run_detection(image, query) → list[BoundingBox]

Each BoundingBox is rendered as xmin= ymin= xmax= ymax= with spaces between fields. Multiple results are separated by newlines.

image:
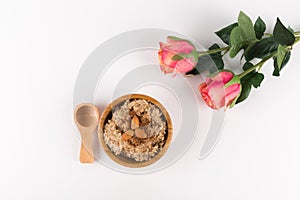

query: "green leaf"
xmin=244 ymin=37 xmax=279 ymax=61
xmin=230 ymin=94 xmax=241 ymax=108
xmin=273 ymin=51 xmax=291 ymax=76
xmin=185 ymin=55 xmax=215 ymax=75
xmin=229 ymin=27 xmax=247 ymax=58
xmin=251 ymin=73 xmax=264 ymax=88
xmin=236 ymin=67 xmax=264 ymax=104
xmin=208 ymin=43 xmax=224 ymax=70
xmin=254 ymin=17 xmax=266 ymax=39
xmin=276 ymin=45 xmax=288 ymax=70
xmin=242 ymin=62 xmax=256 ymax=76
xmin=185 ymin=44 xmax=224 ymax=75
xmin=225 ymin=75 xmax=241 ymax=88
xmin=237 ymin=11 xmax=257 ymax=39
xmin=167 ymin=36 xmax=196 ymax=48
xmin=236 ymin=82 xmax=251 ymax=104
xmin=229 ymin=11 xmax=257 ymax=58
xmin=243 ymin=62 xmax=254 ymax=71
xmin=242 ymin=72 xmax=265 ymax=88
xmin=188 ymin=51 xmax=199 ymax=60
xmin=243 ymin=41 xmax=256 ymax=60
xmin=215 ymin=23 xmax=238 ymax=45
xmin=273 ymin=18 xmax=295 ymax=45
xmin=172 ymin=51 xmax=199 ymax=61
xmin=173 ymin=51 xmax=199 ymax=75
xmin=171 ymin=54 xmax=183 ymax=60
xmin=185 ymin=67 xmax=200 ymax=76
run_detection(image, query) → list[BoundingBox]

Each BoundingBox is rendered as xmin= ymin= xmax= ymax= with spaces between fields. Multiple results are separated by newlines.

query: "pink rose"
xmin=199 ymin=70 xmax=242 ymax=109
xmin=158 ymin=36 xmax=198 ymax=74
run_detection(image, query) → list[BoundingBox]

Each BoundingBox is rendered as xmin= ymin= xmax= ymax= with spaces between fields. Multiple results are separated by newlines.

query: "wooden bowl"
xmin=98 ymin=94 xmax=173 ymax=168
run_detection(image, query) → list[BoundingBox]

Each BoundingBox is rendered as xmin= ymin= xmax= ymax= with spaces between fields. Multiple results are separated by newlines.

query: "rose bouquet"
xmin=158 ymin=11 xmax=299 ymax=110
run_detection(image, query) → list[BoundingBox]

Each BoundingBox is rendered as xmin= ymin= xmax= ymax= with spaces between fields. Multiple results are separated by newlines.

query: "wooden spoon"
xmin=74 ymin=103 xmax=100 ymax=163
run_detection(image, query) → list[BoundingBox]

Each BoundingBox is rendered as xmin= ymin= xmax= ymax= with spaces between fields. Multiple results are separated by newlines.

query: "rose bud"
xmin=158 ymin=36 xmax=198 ymax=74
xmin=199 ymin=70 xmax=242 ymax=109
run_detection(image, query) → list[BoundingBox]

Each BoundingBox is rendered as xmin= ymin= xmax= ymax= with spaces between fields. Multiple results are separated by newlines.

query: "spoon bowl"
xmin=74 ymin=103 xmax=100 ymax=163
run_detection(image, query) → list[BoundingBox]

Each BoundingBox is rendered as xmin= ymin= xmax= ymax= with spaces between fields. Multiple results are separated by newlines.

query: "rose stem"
xmin=198 ymin=46 xmax=230 ymax=56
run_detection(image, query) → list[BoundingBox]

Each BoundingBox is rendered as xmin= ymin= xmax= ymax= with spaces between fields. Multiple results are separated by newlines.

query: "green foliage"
xmin=276 ymin=45 xmax=289 ymax=69
xmin=236 ymin=62 xmax=265 ymax=104
xmin=168 ymin=36 xmax=196 ymax=47
xmin=236 ymin=82 xmax=251 ymax=104
xmin=208 ymin=43 xmax=224 ymax=73
xmin=171 ymin=54 xmax=183 ymax=60
xmin=229 ymin=11 xmax=257 ymax=58
xmin=215 ymin=23 xmax=238 ymax=45
xmin=250 ymin=73 xmax=265 ymax=88
xmin=185 ymin=55 xmax=215 ymax=75
xmin=225 ymin=14 xmax=295 ymax=72
xmin=186 ymin=11 xmax=297 ymax=105
xmin=273 ymin=51 xmax=291 ymax=76
xmin=254 ymin=17 xmax=266 ymax=39
xmin=244 ymin=37 xmax=279 ymax=61
xmin=185 ymin=44 xmax=224 ymax=75
xmin=171 ymin=51 xmax=199 ymax=64
xmin=273 ymin=18 xmax=295 ymax=45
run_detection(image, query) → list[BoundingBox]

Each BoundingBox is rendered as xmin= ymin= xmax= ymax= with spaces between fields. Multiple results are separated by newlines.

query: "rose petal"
xmin=174 ymin=58 xmax=196 ymax=73
xmin=211 ymin=71 xmax=233 ymax=84
xmin=158 ymin=50 xmax=177 ymax=68
xmin=224 ymin=83 xmax=241 ymax=107
xmin=199 ymin=82 xmax=216 ymax=109
xmin=199 ymin=70 xmax=241 ymax=110
xmin=160 ymin=40 xmax=195 ymax=54
xmin=208 ymin=82 xmax=226 ymax=109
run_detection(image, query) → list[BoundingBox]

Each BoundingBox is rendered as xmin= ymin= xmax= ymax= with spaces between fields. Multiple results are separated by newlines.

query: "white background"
xmin=1 ymin=0 xmax=300 ymax=199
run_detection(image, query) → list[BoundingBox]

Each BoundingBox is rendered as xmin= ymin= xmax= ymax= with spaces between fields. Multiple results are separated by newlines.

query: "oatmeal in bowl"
xmin=98 ymin=94 xmax=172 ymax=168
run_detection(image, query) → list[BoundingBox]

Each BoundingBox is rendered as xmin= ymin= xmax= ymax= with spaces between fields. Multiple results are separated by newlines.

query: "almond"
xmin=135 ymin=128 xmax=147 ymax=139
xmin=131 ymin=115 xmax=139 ymax=129
xmin=121 ymin=130 xmax=134 ymax=141
xmin=125 ymin=129 xmax=134 ymax=136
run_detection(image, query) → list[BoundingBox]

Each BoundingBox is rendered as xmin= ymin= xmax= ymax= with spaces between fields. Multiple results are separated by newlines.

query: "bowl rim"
xmin=98 ymin=93 xmax=173 ymax=168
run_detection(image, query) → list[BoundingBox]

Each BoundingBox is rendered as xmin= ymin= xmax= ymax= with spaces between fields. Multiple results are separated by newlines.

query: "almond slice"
xmin=135 ymin=128 xmax=147 ymax=139
xmin=121 ymin=130 xmax=134 ymax=141
xmin=125 ymin=129 xmax=134 ymax=136
xmin=131 ymin=115 xmax=140 ymax=129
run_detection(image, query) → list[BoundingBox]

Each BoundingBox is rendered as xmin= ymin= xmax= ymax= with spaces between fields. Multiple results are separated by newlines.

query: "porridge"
xmin=103 ymin=99 xmax=167 ymax=162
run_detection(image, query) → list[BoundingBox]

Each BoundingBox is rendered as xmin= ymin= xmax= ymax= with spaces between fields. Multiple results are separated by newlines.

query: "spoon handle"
xmin=80 ymin=136 xmax=94 ymax=163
